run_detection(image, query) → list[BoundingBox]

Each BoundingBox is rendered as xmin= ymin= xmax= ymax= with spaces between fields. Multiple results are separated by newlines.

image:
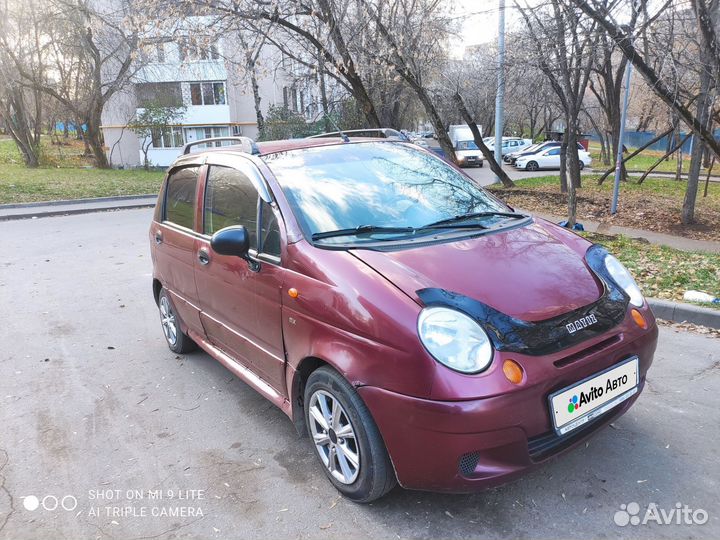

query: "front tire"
xmin=578 ymin=161 xmax=585 ymax=171
xmin=158 ymin=288 xmax=196 ymax=353
xmin=526 ymin=161 xmax=539 ymax=171
xmin=304 ymin=367 xmax=396 ymax=503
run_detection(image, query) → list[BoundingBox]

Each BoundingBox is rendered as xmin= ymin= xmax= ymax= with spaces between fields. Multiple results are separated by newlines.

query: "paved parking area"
xmin=0 ymin=208 xmax=718 ymax=539
xmin=462 ymin=162 xmax=557 ymax=186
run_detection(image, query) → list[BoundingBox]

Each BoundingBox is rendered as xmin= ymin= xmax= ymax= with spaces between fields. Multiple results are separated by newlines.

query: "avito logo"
xmin=567 ymin=374 xmax=630 ymax=414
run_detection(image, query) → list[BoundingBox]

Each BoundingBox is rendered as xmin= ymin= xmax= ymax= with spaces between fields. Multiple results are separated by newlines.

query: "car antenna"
xmin=325 ymin=113 xmax=350 ymax=143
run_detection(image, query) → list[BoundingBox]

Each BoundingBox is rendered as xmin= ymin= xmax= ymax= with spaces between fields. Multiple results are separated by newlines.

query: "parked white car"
xmin=515 ymin=147 xmax=592 ymax=171
xmin=485 ymin=137 xmax=533 ymax=156
xmin=455 ymin=140 xmax=483 ymax=167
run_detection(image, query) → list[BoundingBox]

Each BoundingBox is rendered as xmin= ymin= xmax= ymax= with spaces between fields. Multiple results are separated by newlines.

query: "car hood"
xmin=350 ymin=221 xmax=602 ymax=322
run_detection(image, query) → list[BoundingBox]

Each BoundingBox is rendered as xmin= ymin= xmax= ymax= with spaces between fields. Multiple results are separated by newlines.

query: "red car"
xmin=150 ymin=137 xmax=658 ymax=502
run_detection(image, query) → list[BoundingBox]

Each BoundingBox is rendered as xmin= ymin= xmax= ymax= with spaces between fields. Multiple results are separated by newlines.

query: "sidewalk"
xmin=0 ymin=194 xmax=156 ymax=221
xmin=530 ymin=211 xmax=720 ymax=254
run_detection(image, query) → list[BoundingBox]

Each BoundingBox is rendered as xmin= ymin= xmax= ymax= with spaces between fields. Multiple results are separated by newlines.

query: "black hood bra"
xmin=416 ymin=245 xmax=629 ymax=356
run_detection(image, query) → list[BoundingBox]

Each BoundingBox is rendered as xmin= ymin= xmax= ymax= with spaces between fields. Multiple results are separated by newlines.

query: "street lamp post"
xmin=494 ymin=0 xmax=506 ymax=182
xmin=611 ymin=57 xmax=633 ymax=215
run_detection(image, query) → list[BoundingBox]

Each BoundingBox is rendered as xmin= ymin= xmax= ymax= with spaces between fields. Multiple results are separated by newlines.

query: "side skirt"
xmin=188 ymin=328 xmax=293 ymax=419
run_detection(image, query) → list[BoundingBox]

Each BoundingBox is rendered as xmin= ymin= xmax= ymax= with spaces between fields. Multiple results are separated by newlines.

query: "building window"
xmin=150 ymin=126 xmax=184 ymax=148
xmin=189 ymin=82 xmax=226 ymax=105
xmin=136 ymin=82 xmax=183 ymax=108
xmin=193 ymin=126 xmax=229 ymax=147
xmin=156 ymin=42 xmax=165 ymax=63
xmin=177 ymin=38 xmax=221 ymax=62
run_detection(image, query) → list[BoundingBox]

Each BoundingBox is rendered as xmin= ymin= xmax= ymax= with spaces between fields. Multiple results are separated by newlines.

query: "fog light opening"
xmin=503 ymin=359 xmax=524 ymax=385
xmin=631 ymin=308 xmax=648 ymax=330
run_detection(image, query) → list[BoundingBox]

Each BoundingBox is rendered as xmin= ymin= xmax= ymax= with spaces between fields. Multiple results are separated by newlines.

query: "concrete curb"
xmin=0 ymin=195 xmax=157 ymax=221
xmin=648 ymin=298 xmax=720 ymax=329
xmin=0 ymin=202 xmax=156 ymax=221
xmin=0 ymin=193 xmax=157 ymax=210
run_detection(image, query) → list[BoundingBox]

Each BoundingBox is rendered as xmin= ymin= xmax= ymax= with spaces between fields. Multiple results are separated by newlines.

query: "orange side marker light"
xmin=631 ymin=308 xmax=647 ymax=329
xmin=503 ymin=359 xmax=524 ymax=385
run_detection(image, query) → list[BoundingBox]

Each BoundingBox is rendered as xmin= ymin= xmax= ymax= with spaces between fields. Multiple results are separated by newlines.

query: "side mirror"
xmin=210 ymin=226 xmax=250 ymax=259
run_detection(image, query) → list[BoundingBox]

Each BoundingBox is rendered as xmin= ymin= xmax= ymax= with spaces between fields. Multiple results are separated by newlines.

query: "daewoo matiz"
xmin=150 ymin=136 xmax=658 ymax=502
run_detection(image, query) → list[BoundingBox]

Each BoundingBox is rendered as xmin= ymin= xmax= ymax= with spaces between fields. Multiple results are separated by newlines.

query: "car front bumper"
xmin=358 ymin=323 xmax=658 ymax=492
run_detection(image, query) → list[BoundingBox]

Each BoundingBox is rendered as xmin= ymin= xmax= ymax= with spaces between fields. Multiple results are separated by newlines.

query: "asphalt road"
xmin=461 ymin=162 xmax=556 ymax=186
xmin=0 ymin=208 xmax=718 ymax=540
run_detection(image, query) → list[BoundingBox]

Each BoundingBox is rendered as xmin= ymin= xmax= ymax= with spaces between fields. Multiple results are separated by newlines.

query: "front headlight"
xmin=417 ymin=307 xmax=493 ymax=374
xmin=603 ymin=253 xmax=644 ymax=307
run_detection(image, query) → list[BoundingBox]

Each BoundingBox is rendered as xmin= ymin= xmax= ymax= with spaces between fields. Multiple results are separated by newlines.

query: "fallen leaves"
xmin=490 ymin=178 xmax=720 ymax=241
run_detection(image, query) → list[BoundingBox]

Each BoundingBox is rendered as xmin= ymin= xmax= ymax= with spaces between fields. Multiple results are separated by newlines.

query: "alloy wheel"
xmin=308 ymin=390 xmax=361 ymax=484
xmin=159 ymin=296 xmax=178 ymax=346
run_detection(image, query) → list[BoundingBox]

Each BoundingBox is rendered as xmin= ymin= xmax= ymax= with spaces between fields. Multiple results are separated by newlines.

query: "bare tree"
xmin=516 ymin=0 xmax=599 ymax=226
xmin=0 ymin=0 xmax=45 ymax=166
xmin=573 ymin=0 xmax=719 ymax=223
xmin=0 ymin=0 xmax=140 ymax=168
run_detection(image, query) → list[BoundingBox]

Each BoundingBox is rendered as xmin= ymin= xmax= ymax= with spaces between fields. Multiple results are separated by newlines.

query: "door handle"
xmin=198 ymin=248 xmax=210 ymax=265
xmin=154 ymin=231 xmax=163 ymax=244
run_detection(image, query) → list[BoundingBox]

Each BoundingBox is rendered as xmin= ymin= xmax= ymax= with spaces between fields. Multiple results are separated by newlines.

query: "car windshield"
xmin=263 ymin=142 xmax=510 ymax=245
xmin=457 ymin=140 xmax=479 ymax=150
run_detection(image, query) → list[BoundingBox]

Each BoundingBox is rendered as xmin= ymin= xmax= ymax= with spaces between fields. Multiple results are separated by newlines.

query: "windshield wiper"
xmin=422 ymin=211 xmax=525 ymax=229
xmin=311 ymin=225 xmax=416 ymax=241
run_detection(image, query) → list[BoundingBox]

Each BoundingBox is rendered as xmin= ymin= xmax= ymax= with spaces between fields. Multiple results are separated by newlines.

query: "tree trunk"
xmin=683 ymin=55 xmax=713 ymax=224
xmin=318 ymin=57 xmax=331 ymax=132
xmin=454 ymin=93 xmax=515 ymax=187
xmin=566 ymin=126 xmax=581 ymax=226
xmin=559 ymin=129 xmax=568 ymax=194
xmin=638 ymin=132 xmax=691 ymax=184
xmin=596 ymin=126 xmax=674 ymax=184
xmin=248 ymin=61 xmax=265 ymax=136
xmin=0 ymin=91 xmax=41 ymax=167
xmin=85 ymin=111 xmax=110 ymax=168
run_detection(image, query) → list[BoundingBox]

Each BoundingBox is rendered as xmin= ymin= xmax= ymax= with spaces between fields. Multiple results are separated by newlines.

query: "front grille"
xmin=458 ymin=451 xmax=481 ymax=477
xmin=554 ymin=334 xmax=621 ymax=368
xmin=527 ymin=409 xmax=612 ymax=461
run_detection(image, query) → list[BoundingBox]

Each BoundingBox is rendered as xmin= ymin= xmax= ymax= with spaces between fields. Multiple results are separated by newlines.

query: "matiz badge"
xmin=565 ymin=313 xmax=598 ymax=334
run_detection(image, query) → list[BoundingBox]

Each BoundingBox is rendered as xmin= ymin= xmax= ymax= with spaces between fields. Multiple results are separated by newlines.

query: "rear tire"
xmin=158 ymin=288 xmax=196 ymax=354
xmin=526 ymin=161 xmax=539 ymax=171
xmin=578 ymin=161 xmax=585 ymax=171
xmin=304 ymin=366 xmax=396 ymax=503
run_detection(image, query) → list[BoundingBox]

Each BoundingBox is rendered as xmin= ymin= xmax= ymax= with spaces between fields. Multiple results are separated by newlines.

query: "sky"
xmin=453 ymin=0 xmax=524 ymax=56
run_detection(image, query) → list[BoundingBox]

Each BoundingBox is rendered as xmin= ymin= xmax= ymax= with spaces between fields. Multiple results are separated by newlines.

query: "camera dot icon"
xmin=23 ymin=495 xmax=39 ymax=511
xmin=614 ymin=502 xmax=641 ymax=526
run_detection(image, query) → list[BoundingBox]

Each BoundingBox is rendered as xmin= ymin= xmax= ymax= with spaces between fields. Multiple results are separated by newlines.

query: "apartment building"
xmin=102 ymin=22 xmax=320 ymax=168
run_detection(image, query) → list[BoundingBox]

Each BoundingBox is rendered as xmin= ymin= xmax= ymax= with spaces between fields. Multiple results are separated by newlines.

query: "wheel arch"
xmin=290 ymin=356 xmax=330 ymax=436
xmin=153 ymin=278 xmax=162 ymax=306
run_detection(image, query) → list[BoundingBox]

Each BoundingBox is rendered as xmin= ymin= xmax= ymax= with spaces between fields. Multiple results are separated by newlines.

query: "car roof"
xmin=171 ymin=137 xmax=395 ymax=166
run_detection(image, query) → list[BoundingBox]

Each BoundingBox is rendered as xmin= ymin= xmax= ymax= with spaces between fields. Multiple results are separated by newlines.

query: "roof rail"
xmin=183 ymin=137 xmax=259 ymax=155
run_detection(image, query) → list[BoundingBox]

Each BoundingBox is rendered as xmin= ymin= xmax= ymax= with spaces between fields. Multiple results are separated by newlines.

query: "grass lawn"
xmin=489 ymin=175 xmax=720 ymax=241
xmin=587 ymin=142 xmax=711 ymax=175
xmin=583 ymin=232 xmax=719 ymax=310
xmin=0 ymin=137 xmax=164 ymax=204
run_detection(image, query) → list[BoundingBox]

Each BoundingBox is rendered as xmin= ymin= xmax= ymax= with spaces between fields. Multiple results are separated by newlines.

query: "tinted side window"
xmin=259 ymin=201 xmax=281 ymax=257
xmin=204 ymin=166 xmax=258 ymax=249
xmin=547 ymin=148 xmax=561 ymax=156
xmin=165 ymin=167 xmax=199 ymax=229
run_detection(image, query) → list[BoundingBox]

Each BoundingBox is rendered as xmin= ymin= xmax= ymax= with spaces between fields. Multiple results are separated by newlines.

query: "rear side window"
xmin=204 ymin=166 xmax=258 ymax=249
xmin=165 ymin=166 xmax=200 ymax=229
